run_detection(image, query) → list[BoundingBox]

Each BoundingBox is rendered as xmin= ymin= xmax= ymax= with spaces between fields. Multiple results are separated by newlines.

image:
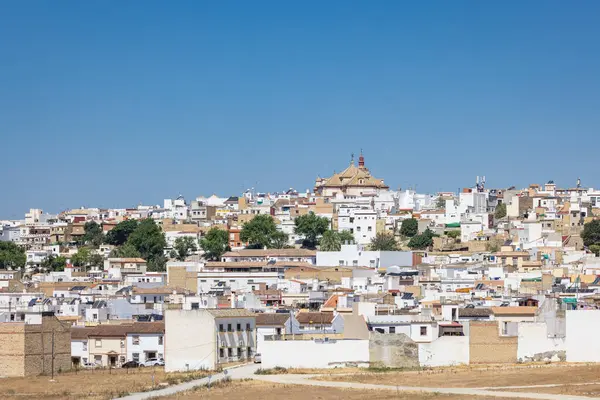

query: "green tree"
xmin=170 ymin=236 xmax=198 ymax=261
xmin=200 ymin=228 xmax=230 ymax=261
xmin=400 ymin=218 xmax=418 ymax=237
xmin=0 ymin=242 xmax=26 ymax=269
xmin=71 ymin=247 xmax=91 ymax=267
xmin=370 ymin=232 xmax=399 ymax=251
xmin=110 ymin=243 xmax=141 ymax=258
xmin=148 ymin=254 xmax=167 ymax=272
xmin=270 ymin=231 xmax=289 ymax=249
xmin=320 ymin=230 xmax=342 ymax=251
xmin=82 ymin=221 xmax=103 ymax=247
xmin=104 ymin=219 xmax=139 ymax=246
xmin=589 ymin=244 xmax=600 ymax=256
xmin=88 ymin=253 xmax=104 ymax=268
xmin=338 ymin=230 xmax=355 ymax=244
xmin=240 ymin=215 xmax=279 ymax=249
xmin=320 ymin=230 xmax=355 ymax=251
xmin=436 ymin=197 xmax=446 ymax=209
xmin=494 ymin=203 xmax=507 ymax=219
xmin=408 ymin=228 xmax=436 ymax=250
xmin=126 ymin=219 xmax=167 ymax=265
xmin=41 ymin=254 xmax=67 ymax=272
xmin=446 ymin=230 xmax=461 ymax=239
xmin=582 ymin=220 xmax=600 ymax=247
xmin=294 ymin=213 xmax=330 ymax=248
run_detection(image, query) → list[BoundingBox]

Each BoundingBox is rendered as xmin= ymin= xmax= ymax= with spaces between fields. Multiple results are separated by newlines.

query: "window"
xmin=389 ymin=327 xmax=396 ymax=334
xmin=219 ymin=324 xmax=224 ymax=332
xmin=120 ymin=339 xmax=125 ymax=348
xmin=191 ymin=302 xmax=199 ymax=310
xmin=133 ymin=353 xmax=140 ymax=362
xmin=143 ymin=297 xmax=147 ymax=303
xmin=132 ymin=335 xmax=140 ymax=345
xmin=158 ymin=336 xmax=163 ymax=345
xmin=158 ymin=353 xmax=163 ymax=359
xmin=236 ymin=323 xmax=241 ymax=331
xmin=338 ymin=260 xmax=344 ymax=266
xmin=238 ymin=347 xmax=243 ymax=358
xmin=219 ymin=348 xmax=225 ymax=358
xmin=420 ymin=326 xmax=427 ymax=336
xmin=502 ymin=322 xmax=508 ymax=335
xmin=228 ymin=348 xmax=233 ymax=357
xmin=352 ymin=260 xmax=358 ymax=266
xmin=82 ymin=341 xmax=87 ymax=351
xmin=93 ymin=313 xmax=98 ymax=320
xmin=368 ymin=226 xmax=372 ymax=232
xmin=246 ymin=323 xmax=251 ymax=331
xmin=96 ymin=339 xmax=102 ymax=347
xmin=247 ymin=347 xmax=253 ymax=357
xmin=227 ymin=324 xmax=232 ymax=332
xmin=357 ymin=226 xmax=361 ymax=232
xmin=120 ymin=356 xmax=126 ymax=363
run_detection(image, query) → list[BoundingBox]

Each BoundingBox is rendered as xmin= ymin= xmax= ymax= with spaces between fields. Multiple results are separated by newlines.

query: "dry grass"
xmin=0 ymin=367 xmax=211 ymax=400
xmin=501 ymin=383 xmax=600 ymax=397
xmin=318 ymin=363 xmax=600 ymax=388
xmin=155 ymin=380 xmax=513 ymax=400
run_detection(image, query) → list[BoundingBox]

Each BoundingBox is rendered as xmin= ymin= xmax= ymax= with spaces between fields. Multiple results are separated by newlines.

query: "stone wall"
xmin=469 ymin=321 xmax=517 ymax=364
xmin=24 ymin=315 xmax=71 ymax=376
xmin=369 ymin=332 xmax=419 ymax=368
xmin=0 ymin=323 xmax=26 ymax=376
xmin=0 ymin=315 xmax=72 ymax=377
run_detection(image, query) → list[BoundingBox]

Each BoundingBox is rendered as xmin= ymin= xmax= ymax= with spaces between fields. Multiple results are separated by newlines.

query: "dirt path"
xmin=253 ymin=373 xmax=599 ymax=400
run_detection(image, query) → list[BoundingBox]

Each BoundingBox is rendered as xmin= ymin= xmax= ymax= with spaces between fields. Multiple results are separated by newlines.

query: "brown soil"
xmin=502 ymin=383 xmax=600 ymax=397
xmin=318 ymin=363 xmax=600 ymax=388
xmin=156 ymin=380 xmax=514 ymax=399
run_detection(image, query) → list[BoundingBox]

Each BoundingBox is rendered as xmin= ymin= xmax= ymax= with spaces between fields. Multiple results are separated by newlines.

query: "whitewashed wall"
xmin=418 ymin=336 xmax=469 ymax=367
xmin=517 ymin=322 xmax=565 ymax=361
xmin=566 ymin=310 xmax=600 ymax=362
xmin=261 ymin=339 xmax=369 ymax=369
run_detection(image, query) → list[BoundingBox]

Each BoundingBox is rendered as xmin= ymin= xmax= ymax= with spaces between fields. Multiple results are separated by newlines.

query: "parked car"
xmin=81 ymin=362 xmax=97 ymax=369
xmin=122 ymin=361 xmax=141 ymax=368
xmin=254 ymin=353 xmax=262 ymax=363
xmin=143 ymin=358 xmax=165 ymax=367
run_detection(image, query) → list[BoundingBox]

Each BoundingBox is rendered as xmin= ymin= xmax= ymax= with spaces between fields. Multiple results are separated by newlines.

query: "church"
xmin=314 ymin=153 xmax=389 ymax=197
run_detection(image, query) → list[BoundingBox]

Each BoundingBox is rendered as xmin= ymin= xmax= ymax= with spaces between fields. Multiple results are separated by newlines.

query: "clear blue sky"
xmin=2 ymin=1 xmax=600 ymax=218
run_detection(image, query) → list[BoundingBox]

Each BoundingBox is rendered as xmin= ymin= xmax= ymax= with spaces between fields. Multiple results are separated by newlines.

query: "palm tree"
xmin=320 ymin=230 xmax=342 ymax=251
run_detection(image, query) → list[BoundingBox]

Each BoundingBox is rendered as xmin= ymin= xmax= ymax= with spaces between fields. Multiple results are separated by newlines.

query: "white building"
xmin=165 ymin=308 xmax=256 ymax=372
xmin=126 ymin=326 xmax=165 ymax=364
xmin=316 ymin=244 xmax=414 ymax=269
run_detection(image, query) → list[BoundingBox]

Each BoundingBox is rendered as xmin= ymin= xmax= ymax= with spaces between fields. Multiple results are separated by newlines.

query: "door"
xmin=109 ymin=356 xmax=117 ymax=367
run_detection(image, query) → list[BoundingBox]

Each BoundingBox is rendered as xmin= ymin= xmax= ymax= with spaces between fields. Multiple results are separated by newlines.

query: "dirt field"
xmin=318 ymin=363 xmax=600 ymax=388
xmin=156 ymin=380 xmax=514 ymax=400
xmin=502 ymin=384 xmax=600 ymax=397
xmin=0 ymin=367 xmax=210 ymax=400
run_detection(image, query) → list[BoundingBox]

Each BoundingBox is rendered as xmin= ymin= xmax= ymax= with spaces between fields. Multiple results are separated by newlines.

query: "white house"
xmin=165 ymin=308 xmax=257 ymax=372
xmin=126 ymin=324 xmax=165 ymax=364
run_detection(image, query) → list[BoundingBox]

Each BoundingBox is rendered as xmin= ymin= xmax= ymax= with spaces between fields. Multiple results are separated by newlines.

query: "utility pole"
xmin=51 ymin=329 xmax=55 ymax=380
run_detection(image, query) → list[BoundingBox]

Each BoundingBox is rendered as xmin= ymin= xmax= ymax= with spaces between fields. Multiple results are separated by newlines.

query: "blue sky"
xmin=2 ymin=1 xmax=600 ymax=218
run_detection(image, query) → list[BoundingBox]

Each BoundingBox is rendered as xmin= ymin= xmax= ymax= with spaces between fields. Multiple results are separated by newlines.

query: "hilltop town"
xmin=2 ymin=154 xmax=600 ymax=399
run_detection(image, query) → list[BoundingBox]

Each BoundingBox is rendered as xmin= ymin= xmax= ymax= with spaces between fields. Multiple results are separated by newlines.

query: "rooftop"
xmin=223 ymin=249 xmax=316 ymax=257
